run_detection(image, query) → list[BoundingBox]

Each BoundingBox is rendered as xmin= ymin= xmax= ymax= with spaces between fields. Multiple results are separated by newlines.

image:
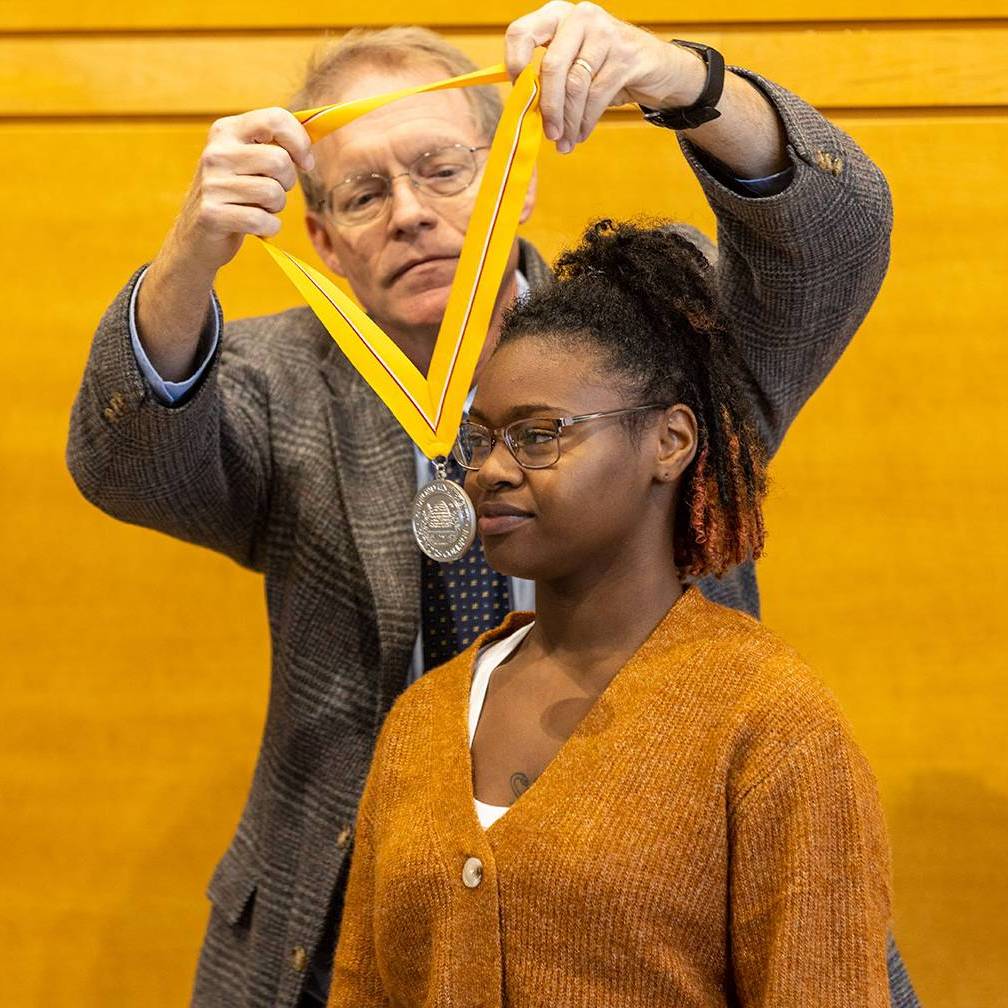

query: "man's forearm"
xmin=668 ymin=54 xmax=789 ymax=180
xmin=135 ymin=228 xmax=218 ymax=382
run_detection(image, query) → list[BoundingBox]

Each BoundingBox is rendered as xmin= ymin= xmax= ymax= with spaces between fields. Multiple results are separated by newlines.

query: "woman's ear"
xmin=656 ymin=405 xmax=698 ymax=483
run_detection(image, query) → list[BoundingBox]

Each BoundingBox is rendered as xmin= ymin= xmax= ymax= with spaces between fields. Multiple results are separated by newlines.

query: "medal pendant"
xmin=412 ymin=460 xmax=477 ymax=562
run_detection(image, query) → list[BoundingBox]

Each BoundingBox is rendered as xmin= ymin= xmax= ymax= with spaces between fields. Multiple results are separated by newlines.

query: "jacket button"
xmin=335 ymin=824 xmax=352 ymax=849
xmin=814 ymin=149 xmax=844 ymax=176
xmin=462 ymin=856 xmax=483 ymax=889
xmin=290 ymin=945 xmax=308 ymax=972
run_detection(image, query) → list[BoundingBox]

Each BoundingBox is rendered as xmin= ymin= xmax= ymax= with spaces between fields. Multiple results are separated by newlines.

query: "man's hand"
xmin=505 ymin=1 xmax=704 ymax=154
xmin=505 ymin=1 xmax=787 ymax=177
xmin=174 ymin=108 xmax=316 ymax=276
xmin=136 ymin=108 xmax=315 ymax=381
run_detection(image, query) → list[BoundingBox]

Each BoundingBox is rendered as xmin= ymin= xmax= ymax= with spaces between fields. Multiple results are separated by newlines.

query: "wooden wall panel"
xmin=1 ymin=9 xmax=1006 ymax=1008
xmin=1 ymin=3 xmax=1008 ymax=30
xmin=3 ymin=111 xmax=1007 ymax=1006
xmin=5 ymin=25 xmax=1008 ymax=116
xmin=1 ymin=2 xmax=1006 ymax=30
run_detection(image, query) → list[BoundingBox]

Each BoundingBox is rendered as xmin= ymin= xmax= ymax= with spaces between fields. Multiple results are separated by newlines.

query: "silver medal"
xmin=412 ymin=460 xmax=477 ymax=562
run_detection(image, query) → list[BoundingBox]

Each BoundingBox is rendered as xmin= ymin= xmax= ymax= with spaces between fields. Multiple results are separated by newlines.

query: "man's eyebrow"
xmin=467 ymin=403 xmax=567 ymax=424
xmin=335 ymin=138 xmax=473 ymax=179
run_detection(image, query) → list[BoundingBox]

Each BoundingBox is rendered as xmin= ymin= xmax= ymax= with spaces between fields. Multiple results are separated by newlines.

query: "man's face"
xmin=306 ymin=64 xmax=521 ymax=339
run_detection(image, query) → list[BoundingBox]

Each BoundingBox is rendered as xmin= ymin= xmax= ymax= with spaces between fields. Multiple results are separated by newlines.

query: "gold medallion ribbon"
xmin=258 ymin=51 xmax=544 ymax=459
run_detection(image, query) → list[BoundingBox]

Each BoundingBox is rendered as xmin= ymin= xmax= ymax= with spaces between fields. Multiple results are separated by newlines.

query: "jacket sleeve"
xmin=680 ymin=69 xmax=894 ymax=457
xmin=729 ymin=723 xmax=893 ymax=1007
xmin=66 ymin=266 xmax=272 ymax=571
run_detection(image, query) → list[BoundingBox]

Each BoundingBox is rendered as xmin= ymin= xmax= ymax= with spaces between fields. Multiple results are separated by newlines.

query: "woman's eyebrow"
xmin=468 ymin=403 xmax=565 ymax=424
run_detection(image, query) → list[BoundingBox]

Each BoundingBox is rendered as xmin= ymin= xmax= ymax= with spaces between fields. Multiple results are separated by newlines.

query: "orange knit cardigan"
xmin=328 ymin=587 xmax=892 ymax=1007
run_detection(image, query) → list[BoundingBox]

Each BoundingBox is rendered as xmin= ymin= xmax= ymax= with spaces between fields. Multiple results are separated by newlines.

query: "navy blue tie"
xmin=420 ymin=456 xmax=511 ymax=670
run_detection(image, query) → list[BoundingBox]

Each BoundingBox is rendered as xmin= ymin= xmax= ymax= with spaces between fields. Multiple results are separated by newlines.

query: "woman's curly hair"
xmin=498 ymin=218 xmax=768 ymax=579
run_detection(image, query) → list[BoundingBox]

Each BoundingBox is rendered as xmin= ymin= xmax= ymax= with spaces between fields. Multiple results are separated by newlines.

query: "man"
xmin=67 ymin=4 xmax=916 ymax=1006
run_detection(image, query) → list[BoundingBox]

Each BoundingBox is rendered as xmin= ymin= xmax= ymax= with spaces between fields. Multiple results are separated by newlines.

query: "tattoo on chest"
xmin=510 ymin=772 xmax=532 ymax=799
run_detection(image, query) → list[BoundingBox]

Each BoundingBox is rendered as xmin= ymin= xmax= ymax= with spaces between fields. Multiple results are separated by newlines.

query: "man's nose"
xmin=386 ymin=175 xmax=439 ymax=235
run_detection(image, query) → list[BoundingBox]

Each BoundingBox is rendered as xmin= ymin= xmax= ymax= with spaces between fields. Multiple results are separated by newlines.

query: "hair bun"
xmin=555 ymin=218 xmax=718 ymax=339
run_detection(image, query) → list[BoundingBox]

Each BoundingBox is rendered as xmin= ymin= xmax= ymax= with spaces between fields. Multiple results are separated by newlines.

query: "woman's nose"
xmin=473 ymin=437 xmax=523 ymax=491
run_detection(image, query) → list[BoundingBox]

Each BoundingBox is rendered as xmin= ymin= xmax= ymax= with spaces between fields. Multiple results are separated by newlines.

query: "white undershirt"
xmin=468 ymin=622 xmax=536 ymax=829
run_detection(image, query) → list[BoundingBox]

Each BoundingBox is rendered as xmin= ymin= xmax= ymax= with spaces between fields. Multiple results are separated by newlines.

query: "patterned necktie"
xmin=420 ymin=456 xmax=511 ymax=670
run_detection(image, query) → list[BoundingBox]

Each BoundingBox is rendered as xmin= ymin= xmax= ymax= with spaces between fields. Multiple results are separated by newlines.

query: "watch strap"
xmin=639 ymin=40 xmax=725 ymax=131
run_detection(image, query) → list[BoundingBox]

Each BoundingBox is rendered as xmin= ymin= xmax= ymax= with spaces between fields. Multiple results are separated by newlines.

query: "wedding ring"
xmin=571 ymin=57 xmax=595 ymax=78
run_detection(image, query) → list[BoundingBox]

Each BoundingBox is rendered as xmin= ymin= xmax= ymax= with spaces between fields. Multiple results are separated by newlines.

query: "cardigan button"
xmin=462 ymin=856 xmax=483 ymax=889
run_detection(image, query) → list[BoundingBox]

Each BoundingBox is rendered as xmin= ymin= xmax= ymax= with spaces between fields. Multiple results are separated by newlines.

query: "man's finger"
xmin=504 ymin=1 xmax=571 ymax=80
xmin=560 ymin=42 xmax=609 ymax=148
xmin=226 ymin=145 xmax=300 ymax=192
xmin=234 ymin=108 xmax=315 ymax=173
xmin=577 ymin=67 xmax=626 ymax=145
xmin=537 ymin=18 xmax=586 ymax=142
xmin=225 ymin=176 xmax=289 ymax=215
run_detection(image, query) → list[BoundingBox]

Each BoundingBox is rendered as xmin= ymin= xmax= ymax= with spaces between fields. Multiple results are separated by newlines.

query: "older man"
xmin=67 ymin=4 xmax=915 ymax=1007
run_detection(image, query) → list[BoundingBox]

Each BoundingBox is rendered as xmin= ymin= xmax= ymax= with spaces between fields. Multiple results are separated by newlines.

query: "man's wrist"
xmin=639 ymin=42 xmax=726 ymax=132
xmin=660 ymin=42 xmax=708 ymax=110
xmin=630 ymin=37 xmax=713 ymax=111
xmin=129 ymin=268 xmax=220 ymax=405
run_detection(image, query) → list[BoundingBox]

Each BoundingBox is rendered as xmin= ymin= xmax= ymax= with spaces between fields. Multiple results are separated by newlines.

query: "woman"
xmin=328 ymin=220 xmax=892 ymax=1007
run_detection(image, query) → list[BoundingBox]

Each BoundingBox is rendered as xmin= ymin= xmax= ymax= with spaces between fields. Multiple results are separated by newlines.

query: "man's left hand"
xmin=505 ymin=1 xmax=703 ymax=153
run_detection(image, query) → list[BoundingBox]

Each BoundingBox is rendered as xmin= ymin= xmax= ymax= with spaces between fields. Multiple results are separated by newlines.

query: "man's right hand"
xmin=136 ymin=108 xmax=315 ymax=383
xmin=176 ymin=108 xmax=316 ymax=274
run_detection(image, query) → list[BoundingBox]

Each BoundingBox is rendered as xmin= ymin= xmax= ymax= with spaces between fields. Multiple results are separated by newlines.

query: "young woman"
xmin=328 ymin=220 xmax=892 ymax=1007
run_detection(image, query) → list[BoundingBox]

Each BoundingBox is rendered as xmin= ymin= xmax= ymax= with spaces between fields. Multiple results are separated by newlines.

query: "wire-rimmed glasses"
xmin=319 ymin=144 xmax=490 ymax=226
xmin=453 ymin=404 xmax=669 ymax=471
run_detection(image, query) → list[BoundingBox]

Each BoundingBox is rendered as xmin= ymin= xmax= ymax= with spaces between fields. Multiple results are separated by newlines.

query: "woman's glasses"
xmin=453 ymin=403 xmax=669 ymax=471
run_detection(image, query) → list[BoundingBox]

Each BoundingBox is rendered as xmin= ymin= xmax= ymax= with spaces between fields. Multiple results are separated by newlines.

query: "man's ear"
xmin=305 ymin=212 xmax=348 ymax=278
xmin=656 ymin=405 xmax=698 ymax=483
xmin=519 ymin=165 xmax=538 ymax=224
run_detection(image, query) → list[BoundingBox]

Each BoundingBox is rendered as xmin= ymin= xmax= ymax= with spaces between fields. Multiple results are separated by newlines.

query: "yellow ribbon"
xmin=258 ymin=51 xmax=544 ymax=459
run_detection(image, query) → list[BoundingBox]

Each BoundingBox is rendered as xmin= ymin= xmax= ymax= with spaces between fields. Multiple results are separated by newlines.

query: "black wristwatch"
xmin=638 ymin=40 xmax=725 ymax=131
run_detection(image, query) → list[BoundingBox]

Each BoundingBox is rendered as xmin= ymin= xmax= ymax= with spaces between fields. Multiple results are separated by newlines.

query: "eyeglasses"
xmin=453 ymin=404 xmax=669 ymax=471
xmin=319 ymin=144 xmax=491 ymax=226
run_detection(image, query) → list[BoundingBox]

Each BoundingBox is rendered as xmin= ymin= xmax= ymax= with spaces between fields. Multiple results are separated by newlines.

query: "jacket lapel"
xmin=320 ymin=343 xmax=420 ymax=725
xmin=518 ymin=238 xmax=552 ymax=292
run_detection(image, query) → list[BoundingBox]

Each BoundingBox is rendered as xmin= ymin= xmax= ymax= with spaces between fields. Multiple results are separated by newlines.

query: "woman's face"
xmin=464 ymin=334 xmax=695 ymax=584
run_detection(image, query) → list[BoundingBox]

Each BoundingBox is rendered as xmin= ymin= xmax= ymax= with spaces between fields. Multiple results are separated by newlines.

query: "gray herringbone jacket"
xmin=67 ymin=70 xmax=917 ymax=1008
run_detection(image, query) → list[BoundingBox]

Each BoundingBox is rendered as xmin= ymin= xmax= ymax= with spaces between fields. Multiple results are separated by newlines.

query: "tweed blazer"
xmin=67 ymin=69 xmax=914 ymax=1008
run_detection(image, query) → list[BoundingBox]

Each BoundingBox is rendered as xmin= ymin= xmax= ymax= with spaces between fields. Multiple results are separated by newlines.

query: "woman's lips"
xmin=477 ymin=513 xmax=533 ymax=536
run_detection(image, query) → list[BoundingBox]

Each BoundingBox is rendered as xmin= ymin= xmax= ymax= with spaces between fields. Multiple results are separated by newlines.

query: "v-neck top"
xmin=468 ymin=621 xmax=535 ymax=829
xmin=329 ymin=587 xmax=892 ymax=1008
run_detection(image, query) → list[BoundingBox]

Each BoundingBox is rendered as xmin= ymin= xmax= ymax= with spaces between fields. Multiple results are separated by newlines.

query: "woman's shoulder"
xmin=701 ymin=588 xmax=842 ymax=717
xmin=689 ymin=592 xmax=868 ymax=799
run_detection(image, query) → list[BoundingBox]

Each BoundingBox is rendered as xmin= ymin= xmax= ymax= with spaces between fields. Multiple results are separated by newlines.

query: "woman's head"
xmin=461 ymin=219 xmax=767 ymax=584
